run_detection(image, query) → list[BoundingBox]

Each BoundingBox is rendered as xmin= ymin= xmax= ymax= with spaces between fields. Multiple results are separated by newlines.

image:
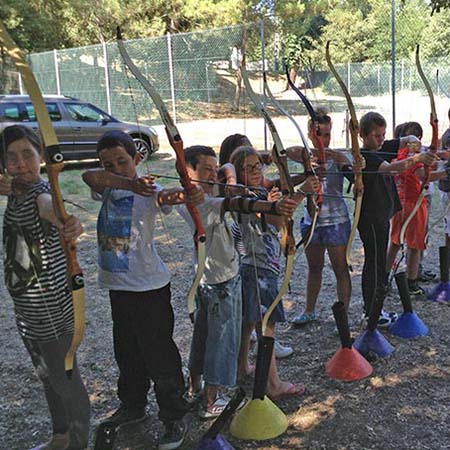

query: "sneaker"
xmin=292 ymin=311 xmax=316 ymax=326
xmin=408 ymin=283 xmax=426 ymax=297
xmin=198 ymin=395 xmax=229 ymax=419
xmin=107 ymin=405 xmax=147 ymax=427
xmin=377 ymin=310 xmax=398 ymax=328
xmin=274 ymin=340 xmax=294 ymax=359
xmin=418 ymin=269 xmax=437 ymax=283
xmin=158 ymin=418 xmax=187 ymax=450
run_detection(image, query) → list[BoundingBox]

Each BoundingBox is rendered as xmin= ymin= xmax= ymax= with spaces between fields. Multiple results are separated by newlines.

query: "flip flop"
xmin=268 ymin=383 xmax=305 ymax=401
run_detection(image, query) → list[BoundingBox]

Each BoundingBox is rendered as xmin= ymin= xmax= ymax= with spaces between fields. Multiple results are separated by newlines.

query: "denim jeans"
xmin=189 ymin=274 xmax=242 ymax=386
xmin=240 ymin=263 xmax=285 ymax=324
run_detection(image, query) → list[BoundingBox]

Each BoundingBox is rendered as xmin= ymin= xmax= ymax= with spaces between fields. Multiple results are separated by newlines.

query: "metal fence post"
xmin=260 ymin=18 xmax=267 ymax=152
xmin=18 ymin=72 xmax=23 ymax=94
xmin=167 ymin=32 xmax=177 ymax=123
xmin=102 ymin=41 xmax=112 ymax=115
xmin=53 ymin=49 xmax=61 ymax=95
xmin=401 ymin=59 xmax=404 ymax=91
xmin=347 ymin=62 xmax=351 ymax=95
xmin=391 ymin=0 xmax=396 ymax=133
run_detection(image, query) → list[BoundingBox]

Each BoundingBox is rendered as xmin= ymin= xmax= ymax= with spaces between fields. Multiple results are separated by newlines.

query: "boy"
xmin=358 ymin=112 xmax=437 ymax=326
xmin=82 ymin=130 xmax=204 ymax=450
xmin=180 ymin=145 xmax=306 ymax=415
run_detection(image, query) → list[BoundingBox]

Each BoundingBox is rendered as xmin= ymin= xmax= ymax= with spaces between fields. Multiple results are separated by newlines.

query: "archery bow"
xmin=116 ymin=27 xmax=206 ymax=319
xmin=285 ymin=64 xmax=326 ymax=205
xmin=0 ymin=22 xmax=85 ymax=375
xmin=388 ymin=45 xmax=439 ymax=283
xmin=325 ymin=41 xmax=364 ymax=271
xmin=402 ymin=45 xmax=439 ymax=248
xmin=240 ymin=57 xmax=296 ymax=334
xmin=262 ymin=70 xmax=319 ymax=250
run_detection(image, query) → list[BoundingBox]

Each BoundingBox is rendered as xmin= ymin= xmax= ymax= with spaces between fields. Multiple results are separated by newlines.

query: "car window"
xmin=0 ymin=103 xmax=22 ymax=122
xmin=25 ymin=103 xmax=62 ymax=122
xmin=65 ymin=103 xmax=104 ymax=122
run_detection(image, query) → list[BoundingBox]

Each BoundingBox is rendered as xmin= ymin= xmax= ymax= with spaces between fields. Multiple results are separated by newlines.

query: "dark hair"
xmin=308 ymin=107 xmax=332 ymax=130
xmin=185 ymin=145 xmax=216 ymax=169
xmin=398 ymin=121 xmax=423 ymax=139
xmin=0 ymin=125 xmax=42 ymax=167
xmin=219 ymin=134 xmax=252 ymax=165
xmin=394 ymin=123 xmax=405 ymax=139
xmin=229 ymin=145 xmax=262 ymax=183
xmin=359 ymin=112 xmax=386 ymax=136
xmin=97 ymin=130 xmax=136 ymax=157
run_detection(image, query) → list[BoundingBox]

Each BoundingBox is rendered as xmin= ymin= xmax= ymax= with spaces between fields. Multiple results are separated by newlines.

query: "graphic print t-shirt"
xmin=97 ymin=186 xmax=171 ymax=291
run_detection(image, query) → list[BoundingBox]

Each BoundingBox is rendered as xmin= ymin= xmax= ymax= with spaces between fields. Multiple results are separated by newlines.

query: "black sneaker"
xmin=158 ymin=419 xmax=187 ymax=450
xmin=408 ymin=283 xmax=426 ymax=297
xmin=108 ymin=405 xmax=147 ymax=427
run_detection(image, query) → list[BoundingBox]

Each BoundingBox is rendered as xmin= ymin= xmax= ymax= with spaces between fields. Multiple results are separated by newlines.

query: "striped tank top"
xmin=3 ymin=181 xmax=73 ymax=341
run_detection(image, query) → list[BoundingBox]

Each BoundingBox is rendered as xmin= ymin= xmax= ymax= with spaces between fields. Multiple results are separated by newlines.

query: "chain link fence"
xmin=2 ymin=17 xmax=450 ymax=137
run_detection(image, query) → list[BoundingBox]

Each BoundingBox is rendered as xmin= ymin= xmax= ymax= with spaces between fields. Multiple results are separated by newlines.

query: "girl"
xmin=230 ymin=145 xmax=318 ymax=400
xmin=287 ymin=110 xmax=355 ymax=325
xmin=0 ymin=125 xmax=89 ymax=450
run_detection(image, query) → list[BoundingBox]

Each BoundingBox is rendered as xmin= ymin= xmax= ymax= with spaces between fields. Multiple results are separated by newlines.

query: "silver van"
xmin=0 ymin=95 xmax=159 ymax=161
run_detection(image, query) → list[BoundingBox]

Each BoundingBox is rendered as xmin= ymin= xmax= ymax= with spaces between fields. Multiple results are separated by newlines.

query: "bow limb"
xmin=325 ymin=41 xmax=364 ymax=271
xmin=401 ymin=45 xmax=439 ymax=249
xmin=285 ymin=64 xmax=326 ymax=208
xmin=262 ymin=71 xmax=319 ymax=249
xmin=240 ymin=58 xmax=295 ymax=335
xmin=0 ymin=22 xmax=85 ymax=375
xmin=116 ymin=28 xmax=206 ymax=318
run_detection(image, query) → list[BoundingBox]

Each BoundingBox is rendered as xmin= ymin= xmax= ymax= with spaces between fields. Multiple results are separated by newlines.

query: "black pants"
xmin=110 ymin=284 xmax=188 ymax=423
xmin=358 ymin=219 xmax=390 ymax=315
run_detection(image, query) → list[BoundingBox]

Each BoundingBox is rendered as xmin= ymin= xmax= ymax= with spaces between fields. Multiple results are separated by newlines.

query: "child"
xmin=180 ymin=145 xmax=300 ymax=417
xmin=230 ymin=145 xmax=319 ymax=400
xmin=439 ymin=109 xmax=450 ymax=247
xmin=386 ymin=122 xmax=447 ymax=296
xmin=358 ymin=112 xmax=437 ymax=325
xmin=0 ymin=125 xmax=89 ymax=450
xmin=82 ymin=130 xmax=203 ymax=450
xmin=287 ymin=110 xmax=357 ymax=325
xmin=218 ymin=133 xmax=300 ymax=359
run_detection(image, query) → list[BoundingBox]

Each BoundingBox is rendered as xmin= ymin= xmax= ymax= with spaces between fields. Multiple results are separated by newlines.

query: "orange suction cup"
xmin=325 ymin=302 xmax=373 ymax=381
xmin=325 ymin=347 xmax=373 ymax=381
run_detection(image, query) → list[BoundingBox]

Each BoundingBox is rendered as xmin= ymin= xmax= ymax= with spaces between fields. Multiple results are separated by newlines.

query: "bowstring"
xmin=119 ymin=46 xmax=173 ymax=254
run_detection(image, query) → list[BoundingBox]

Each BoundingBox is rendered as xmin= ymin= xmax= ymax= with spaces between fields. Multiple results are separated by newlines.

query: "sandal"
xmin=268 ymin=383 xmax=306 ymax=401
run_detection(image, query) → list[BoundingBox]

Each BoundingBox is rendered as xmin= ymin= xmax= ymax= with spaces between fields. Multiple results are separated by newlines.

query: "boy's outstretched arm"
xmin=82 ymin=169 xmax=156 ymax=196
xmin=158 ymin=185 xmax=205 ymax=206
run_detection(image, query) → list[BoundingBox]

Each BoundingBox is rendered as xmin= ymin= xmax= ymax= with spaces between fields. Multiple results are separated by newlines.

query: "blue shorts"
xmin=188 ymin=274 xmax=242 ymax=386
xmin=300 ymin=219 xmax=351 ymax=247
xmin=240 ymin=264 xmax=285 ymax=324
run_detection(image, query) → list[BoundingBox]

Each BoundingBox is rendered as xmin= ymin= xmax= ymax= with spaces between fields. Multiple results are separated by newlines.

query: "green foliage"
xmin=0 ymin=0 xmax=448 ymax=64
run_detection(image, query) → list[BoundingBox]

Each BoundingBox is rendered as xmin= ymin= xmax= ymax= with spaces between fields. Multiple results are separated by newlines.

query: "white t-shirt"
xmin=97 ymin=186 xmax=171 ymax=291
xmin=178 ymin=196 xmax=239 ymax=285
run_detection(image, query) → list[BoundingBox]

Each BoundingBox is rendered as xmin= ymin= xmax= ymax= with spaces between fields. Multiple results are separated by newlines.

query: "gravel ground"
xmin=1 ymin=124 xmax=450 ymax=449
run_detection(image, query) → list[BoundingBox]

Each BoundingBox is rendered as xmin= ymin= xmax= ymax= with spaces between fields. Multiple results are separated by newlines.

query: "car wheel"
xmin=132 ymin=136 xmax=152 ymax=162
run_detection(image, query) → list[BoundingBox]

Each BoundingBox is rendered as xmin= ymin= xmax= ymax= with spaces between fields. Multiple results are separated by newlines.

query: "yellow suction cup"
xmin=229 ymin=396 xmax=288 ymax=440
